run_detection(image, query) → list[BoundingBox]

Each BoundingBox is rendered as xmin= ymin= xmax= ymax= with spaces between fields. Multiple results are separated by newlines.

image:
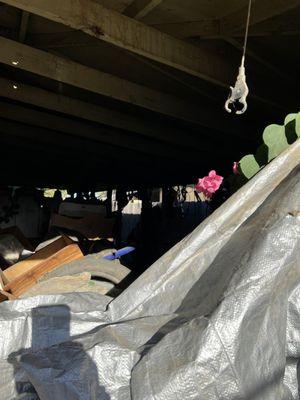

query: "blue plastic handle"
xmin=103 ymin=246 xmax=135 ymax=260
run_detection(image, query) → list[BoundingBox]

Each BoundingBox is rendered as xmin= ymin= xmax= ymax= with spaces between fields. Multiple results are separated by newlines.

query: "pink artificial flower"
xmin=233 ymin=162 xmax=239 ymax=175
xmin=195 ymin=170 xmax=223 ymax=199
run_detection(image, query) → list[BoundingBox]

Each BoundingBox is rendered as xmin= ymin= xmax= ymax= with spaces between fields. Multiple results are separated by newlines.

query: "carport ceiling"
xmin=0 ymin=0 xmax=299 ymax=188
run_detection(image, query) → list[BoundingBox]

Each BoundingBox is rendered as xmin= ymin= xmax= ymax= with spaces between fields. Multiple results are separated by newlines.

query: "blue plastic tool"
xmin=103 ymin=246 xmax=135 ymax=260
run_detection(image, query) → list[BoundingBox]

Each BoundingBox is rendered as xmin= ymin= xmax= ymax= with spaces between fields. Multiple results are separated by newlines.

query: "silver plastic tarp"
xmin=1 ymin=139 xmax=300 ymax=400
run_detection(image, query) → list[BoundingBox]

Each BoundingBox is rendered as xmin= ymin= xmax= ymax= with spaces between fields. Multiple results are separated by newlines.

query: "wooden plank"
xmin=150 ymin=0 xmax=300 ymax=38
xmin=237 ymin=10 xmax=300 ymax=37
xmin=150 ymin=20 xmax=300 ymax=39
xmin=0 ymin=2 xmax=287 ymax=110
xmin=0 ymin=36 xmax=217 ymax=123
xmin=95 ymin=0 xmax=133 ymax=13
xmin=18 ymin=10 xmax=30 ymax=42
xmin=3 ymin=235 xmax=73 ymax=282
xmin=0 ymin=0 xmax=236 ymax=86
xmin=221 ymin=0 xmax=300 ymax=35
xmin=224 ymin=38 xmax=294 ymax=85
xmin=0 ymin=49 xmax=259 ymax=142
xmin=123 ymin=0 xmax=163 ymax=20
xmin=0 ymin=78 xmax=220 ymax=151
xmin=150 ymin=20 xmax=221 ymax=39
xmin=127 ymin=51 xmax=217 ymax=102
xmin=4 ymin=243 xmax=84 ymax=297
xmin=0 ymin=43 xmax=285 ymax=122
xmin=0 ymin=78 xmax=191 ymax=147
xmin=0 ymin=101 xmax=210 ymax=161
xmin=0 ymin=120 xmax=200 ymax=179
xmin=0 ymin=115 xmax=201 ymax=170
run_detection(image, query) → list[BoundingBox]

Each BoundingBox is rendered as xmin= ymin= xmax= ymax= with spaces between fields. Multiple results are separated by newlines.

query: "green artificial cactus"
xmin=263 ymin=124 xmax=288 ymax=161
xmin=238 ymin=111 xmax=300 ymax=180
xmin=285 ymin=113 xmax=300 ymax=142
xmin=239 ymin=154 xmax=261 ymax=179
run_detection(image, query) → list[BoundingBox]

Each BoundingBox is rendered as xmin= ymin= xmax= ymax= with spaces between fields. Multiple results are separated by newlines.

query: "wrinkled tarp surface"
xmin=1 ymin=139 xmax=300 ymax=400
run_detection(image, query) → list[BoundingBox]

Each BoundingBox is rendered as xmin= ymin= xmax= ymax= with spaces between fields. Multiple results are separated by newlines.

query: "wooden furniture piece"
xmin=2 ymin=235 xmax=83 ymax=298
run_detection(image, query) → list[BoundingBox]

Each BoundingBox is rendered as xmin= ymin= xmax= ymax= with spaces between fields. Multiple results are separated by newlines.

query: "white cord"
xmin=242 ymin=0 xmax=252 ymax=64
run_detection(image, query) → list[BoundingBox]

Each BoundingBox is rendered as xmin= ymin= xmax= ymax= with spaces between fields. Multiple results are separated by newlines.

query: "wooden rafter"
xmin=239 ymin=10 xmax=300 ymax=37
xmin=0 ymin=100 xmax=207 ymax=162
xmin=0 ymin=37 xmax=264 ymax=136
xmin=150 ymin=0 xmax=300 ymax=39
xmin=2 ymin=78 xmax=246 ymax=152
xmin=222 ymin=0 xmax=300 ymax=35
xmin=123 ymin=0 xmax=163 ymax=20
xmin=0 ymin=0 xmax=237 ymax=87
xmin=150 ymin=20 xmax=220 ymax=40
xmin=0 ymin=117 xmax=165 ymax=166
xmin=0 ymin=36 xmax=210 ymax=124
xmin=18 ymin=10 xmax=29 ymax=42
xmin=224 ymin=38 xmax=295 ymax=85
xmin=0 ymin=78 xmax=209 ymax=150
xmin=0 ymin=0 xmax=290 ymax=111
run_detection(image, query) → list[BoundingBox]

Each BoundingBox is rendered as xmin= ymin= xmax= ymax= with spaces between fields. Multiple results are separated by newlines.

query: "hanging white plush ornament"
xmin=225 ymin=0 xmax=252 ymax=115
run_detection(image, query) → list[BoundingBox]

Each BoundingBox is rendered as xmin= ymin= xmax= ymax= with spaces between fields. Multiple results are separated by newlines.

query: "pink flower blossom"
xmin=233 ymin=162 xmax=239 ymax=175
xmin=196 ymin=170 xmax=223 ymax=199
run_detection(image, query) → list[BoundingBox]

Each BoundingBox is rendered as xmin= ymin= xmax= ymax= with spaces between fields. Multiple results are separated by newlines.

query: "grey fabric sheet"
xmin=0 ymin=139 xmax=300 ymax=400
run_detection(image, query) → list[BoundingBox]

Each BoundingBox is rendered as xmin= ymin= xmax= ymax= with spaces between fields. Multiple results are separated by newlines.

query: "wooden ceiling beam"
xmin=1 ymin=79 xmax=221 ymax=154
xmin=0 ymin=36 xmax=211 ymax=125
xmin=0 ymin=0 xmax=289 ymax=111
xmin=123 ymin=0 xmax=163 ymax=20
xmin=238 ymin=11 xmax=300 ymax=37
xmin=0 ymin=78 xmax=191 ymax=147
xmin=2 ymin=78 xmax=221 ymax=153
xmin=18 ymin=10 xmax=29 ymax=42
xmin=0 ymin=0 xmax=236 ymax=87
xmin=151 ymin=21 xmax=300 ymax=39
xmin=0 ymin=118 xmax=155 ymax=165
xmin=0 ymin=117 xmax=201 ymax=179
xmin=0 ymin=38 xmax=260 ymax=138
xmin=151 ymin=0 xmax=300 ymax=39
xmin=0 ymin=122 xmax=207 ymax=185
xmin=221 ymin=0 xmax=300 ymax=35
xmin=0 ymin=101 xmax=207 ymax=163
xmin=224 ymin=38 xmax=295 ymax=85
xmin=0 ymin=78 xmax=254 ymax=152
xmin=151 ymin=20 xmax=220 ymax=40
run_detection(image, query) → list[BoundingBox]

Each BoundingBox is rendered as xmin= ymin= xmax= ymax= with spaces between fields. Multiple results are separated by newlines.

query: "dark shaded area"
xmin=8 ymin=305 xmax=109 ymax=399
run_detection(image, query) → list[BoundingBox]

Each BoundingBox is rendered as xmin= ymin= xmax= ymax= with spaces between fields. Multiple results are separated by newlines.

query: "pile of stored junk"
xmin=0 ymin=230 xmax=131 ymax=301
xmin=0 ymin=140 xmax=300 ymax=399
xmin=0 ymin=187 xmax=208 ymax=302
xmin=0 ymin=197 xmax=130 ymax=301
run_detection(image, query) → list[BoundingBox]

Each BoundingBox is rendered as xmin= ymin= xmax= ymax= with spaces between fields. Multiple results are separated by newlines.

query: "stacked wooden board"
xmin=0 ymin=235 xmax=84 ymax=300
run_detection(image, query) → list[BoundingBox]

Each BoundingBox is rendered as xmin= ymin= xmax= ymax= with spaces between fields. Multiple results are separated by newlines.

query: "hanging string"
xmin=241 ymin=0 xmax=252 ymax=66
